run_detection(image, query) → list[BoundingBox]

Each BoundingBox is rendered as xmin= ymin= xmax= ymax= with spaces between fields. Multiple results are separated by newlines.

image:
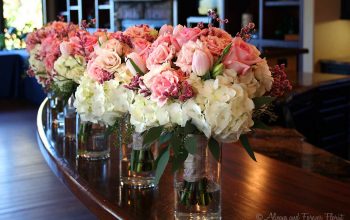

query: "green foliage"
xmin=252 ymin=120 xmax=271 ymax=130
xmin=50 ymin=80 xmax=78 ymax=101
xmin=155 ymin=146 xmax=170 ymax=184
xmin=184 ymin=135 xmax=197 ymax=154
xmin=253 ymin=96 xmax=276 ymax=109
xmin=142 ymin=126 xmax=163 ymax=146
xmin=239 ymin=134 xmax=257 ymax=161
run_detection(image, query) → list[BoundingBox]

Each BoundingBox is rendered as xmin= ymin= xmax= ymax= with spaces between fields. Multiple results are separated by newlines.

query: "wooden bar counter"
xmin=36 ymin=98 xmax=350 ymax=220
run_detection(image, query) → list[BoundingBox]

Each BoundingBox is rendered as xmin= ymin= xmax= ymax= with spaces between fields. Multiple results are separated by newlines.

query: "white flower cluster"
xmin=128 ymin=60 xmax=272 ymax=142
xmin=53 ymin=54 xmax=86 ymax=83
xmin=74 ymin=75 xmax=134 ymax=125
xmin=28 ymin=44 xmax=46 ymax=74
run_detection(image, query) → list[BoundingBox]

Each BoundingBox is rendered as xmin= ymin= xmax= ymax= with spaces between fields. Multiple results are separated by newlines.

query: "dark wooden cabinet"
xmin=284 ymin=80 xmax=350 ymax=159
xmin=341 ymin=0 xmax=350 ymax=19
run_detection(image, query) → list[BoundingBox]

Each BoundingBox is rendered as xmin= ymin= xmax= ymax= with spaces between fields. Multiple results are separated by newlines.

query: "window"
xmin=2 ymin=0 xmax=43 ymax=49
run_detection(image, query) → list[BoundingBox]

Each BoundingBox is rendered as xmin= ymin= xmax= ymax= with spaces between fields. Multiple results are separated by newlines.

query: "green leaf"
xmin=214 ymin=43 xmax=232 ymax=66
xmin=184 ymin=121 xmax=197 ymax=135
xmin=170 ymin=132 xmax=182 ymax=155
xmin=128 ymin=58 xmax=145 ymax=75
xmin=253 ymin=96 xmax=276 ymax=109
xmin=208 ymin=137 xmax=221 ymax=161
xmin=184 ymin=135 xmax=197 ymax=154
xmin=159 ymin=132 xmax=173 ymax=145
xmin=239 ymin=135 xmax=257 ymax=161
xmin=142 ymin=126 xmax=163 ymax=146
xmin=172 ymin=151 xmax=188 ymax=173
xmin=155 ymin=147 xmax=170 ymax=184
xmin=252 ymin=120 xmax=271 ymax=130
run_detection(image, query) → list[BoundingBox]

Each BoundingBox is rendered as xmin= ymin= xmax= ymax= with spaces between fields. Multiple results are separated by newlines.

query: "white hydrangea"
xmin=53 ymin=54 xmax=86 ymax=83
xmin=187 ymin=74 xmax=254 ymax=142
xmin=74 ymin=75 xmax=135 ymax=125
xmin=236 ymin=59 xmax=273 ymax=98
xmin=28 ymin=44 xmax=46 ymax=74
xmin=74 ymin=75 xmax=105 ymax=123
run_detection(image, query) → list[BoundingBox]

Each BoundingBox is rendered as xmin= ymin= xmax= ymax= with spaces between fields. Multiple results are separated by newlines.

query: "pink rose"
xmin=173 ymin=25 xmax=201 ymax=46
xmin=143 ymin=68 xmax=181 ymax=106
xmin=146 ymin=43 xmax=176 ymax=69
xmin=175 ymin=40 xmax=213 ymax=75
xmin=159 ymin=24 xmax=174 ymax=36
xmin=223 ymin=37 xmax=262 ymax=75
xmin=126 ymin=52 xmax=147 ymax=75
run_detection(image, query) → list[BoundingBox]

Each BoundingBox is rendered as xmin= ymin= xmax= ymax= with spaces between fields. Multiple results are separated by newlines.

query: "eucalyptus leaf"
xmin=155 ymin=147 xmax=170 ymax=184
xmin=184 ymin=135 xmax=197 ymax=154
xmin=239 ymin=134 xmax=257 ymax=161
xmin=184 ymin=121 xmax=197 ymax=134
xmin=208 ymin=137 xmax=221 ymax=161
xmin=143 ymin=126 xmax=163 ymax=146
xmin=253 ymin=96 xmax=276 ymax=109
xmin=159 ymin=132 xmax=173 ymax=145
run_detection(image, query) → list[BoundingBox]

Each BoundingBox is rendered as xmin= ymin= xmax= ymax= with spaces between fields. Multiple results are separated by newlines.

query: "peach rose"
xmin=173 ymin=25 xmax=201 ymax=46
xmin=146 ymin=42 xmax=176 ymax=69
xmin=200 ymin=35 xmax=231 ymax=57
xmin=124 ymin=25 xmax=158 ymax=42
xmin=223 ymin=37 xmax=262 ymax=75
xmin=132 ymin=38 xmax=151 ymax=62
xmin=100 ymin=38 xmax=131 ymax=57
xmin=88 ymin=49 xmax=121 ymax=76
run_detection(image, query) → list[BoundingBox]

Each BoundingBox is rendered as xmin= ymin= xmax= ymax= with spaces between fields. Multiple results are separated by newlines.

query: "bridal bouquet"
xmin=123 ymin=21 xmax=291 ymax=204
xmin=26 ymin=21 xmax=79 ymax=90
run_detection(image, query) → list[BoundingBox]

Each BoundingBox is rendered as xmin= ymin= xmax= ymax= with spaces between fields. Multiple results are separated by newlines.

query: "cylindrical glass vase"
xmin=49 ymin=95 xmax=65 ymax=145
xmin=64 ymin=95 xmax=77 ymax=163
xmin=119 ymin=117 xmax=158 ymax=188
xmin=174 ymin=135 xmax=221 ymax=220
xmin=76 ymin=116 xmax=110 ymax=160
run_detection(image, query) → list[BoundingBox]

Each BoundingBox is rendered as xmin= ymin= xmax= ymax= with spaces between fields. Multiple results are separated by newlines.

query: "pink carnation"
xmin=40 ymin=36 xmax=61 ymax=72
xmin=223 ymin=37 xmax=262 ymax=75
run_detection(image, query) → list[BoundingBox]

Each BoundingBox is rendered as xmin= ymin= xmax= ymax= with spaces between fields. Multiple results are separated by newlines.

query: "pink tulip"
xmin=126 ymin=52 xmax=147 ymax=75
xmin=192 ymin=49 xmax=213 ymax=76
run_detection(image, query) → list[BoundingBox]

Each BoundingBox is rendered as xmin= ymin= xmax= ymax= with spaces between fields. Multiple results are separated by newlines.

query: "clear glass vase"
xmin=63 ymin=95 xmax=77 ymax=163
xmin=76 ymin=116 xmax=110 ymax=160
xmin=49 ymin=95 xmax=66 ymax=146
xmin=174 ymin=135 xmax=222 ymax=220
xmin=119 ymin=116 xmax=158 ymax=188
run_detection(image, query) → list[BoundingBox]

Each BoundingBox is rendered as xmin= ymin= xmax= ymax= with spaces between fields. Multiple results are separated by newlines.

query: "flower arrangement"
xmin=26 ymin=12 xmax=292 ymax=212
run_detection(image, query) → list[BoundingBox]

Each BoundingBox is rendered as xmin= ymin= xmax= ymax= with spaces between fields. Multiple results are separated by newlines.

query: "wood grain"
xmin=36 ymin=99 xmax=350 ymax=220
xmin=0 ymin=100 xmax=96 ymax=220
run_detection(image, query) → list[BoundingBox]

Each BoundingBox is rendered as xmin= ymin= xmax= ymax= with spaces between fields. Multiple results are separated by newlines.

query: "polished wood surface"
xmin=37 ymin=100 xmax=350 ymax=220
xmin=0 ymin=100 xmax=96 ymax=220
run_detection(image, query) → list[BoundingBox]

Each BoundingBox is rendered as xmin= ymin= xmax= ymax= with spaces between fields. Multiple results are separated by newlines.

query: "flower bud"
xmin=126 ymin=52 xmax=147 ymax=75
xmin=211 ymin=63 xmax=224 ymax=78
xmin=192 ymin=50 xmax=212 ymax=76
